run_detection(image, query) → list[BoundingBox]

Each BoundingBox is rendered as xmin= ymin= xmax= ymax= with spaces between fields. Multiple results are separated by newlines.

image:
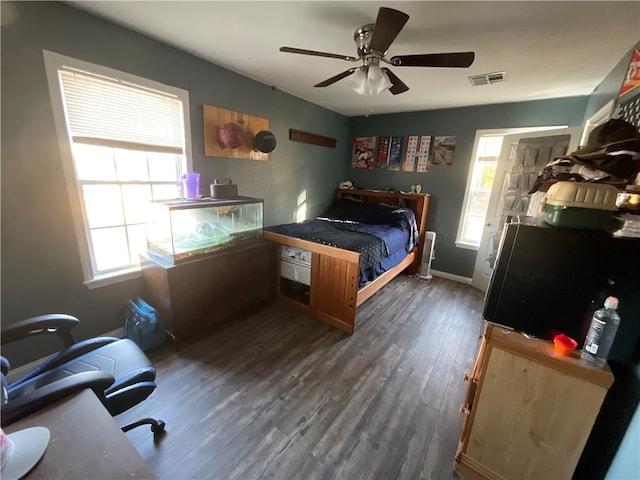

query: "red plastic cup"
xmin=554 ymin=334 xmax=578 ymax=356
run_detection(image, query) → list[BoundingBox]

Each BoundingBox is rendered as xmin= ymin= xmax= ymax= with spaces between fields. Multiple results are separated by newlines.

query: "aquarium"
xmin=145 ymin=197 xmax=263 ymax=263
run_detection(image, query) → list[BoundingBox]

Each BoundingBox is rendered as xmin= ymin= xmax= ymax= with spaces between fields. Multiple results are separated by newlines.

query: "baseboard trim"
xmin=7 ymin=327 xmax=125 ymax=382
xmin=431 ymin=269 xmax=473 ymax=285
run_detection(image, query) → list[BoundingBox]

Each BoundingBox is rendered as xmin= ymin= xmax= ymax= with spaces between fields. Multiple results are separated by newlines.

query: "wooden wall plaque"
xmin=289 ymin=129 xmax=337 ymax=148
xmin=204 ymin=105 xmax=269 ymax=160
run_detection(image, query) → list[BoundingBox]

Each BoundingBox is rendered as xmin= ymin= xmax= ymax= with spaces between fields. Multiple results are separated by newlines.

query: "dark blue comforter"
xmin=265 ymin=199 xmax=419 ymax=286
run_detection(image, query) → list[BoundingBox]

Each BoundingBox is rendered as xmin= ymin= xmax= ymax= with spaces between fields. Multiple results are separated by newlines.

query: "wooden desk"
xmin=4 ymin=389 xmax=157 ymax=479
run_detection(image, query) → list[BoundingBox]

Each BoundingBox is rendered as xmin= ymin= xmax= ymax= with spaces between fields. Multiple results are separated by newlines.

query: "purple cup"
xmin=182 ymin=172 xmax=200 ymax=199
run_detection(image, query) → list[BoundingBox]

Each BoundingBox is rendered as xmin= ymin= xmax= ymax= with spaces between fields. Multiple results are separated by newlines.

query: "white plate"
xmin=2 ymin=427 xmax=50 ymax=480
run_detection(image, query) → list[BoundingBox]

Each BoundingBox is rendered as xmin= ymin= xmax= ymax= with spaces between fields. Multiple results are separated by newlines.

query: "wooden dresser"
xmin=455 ymin=323 xmax=614 ymax=480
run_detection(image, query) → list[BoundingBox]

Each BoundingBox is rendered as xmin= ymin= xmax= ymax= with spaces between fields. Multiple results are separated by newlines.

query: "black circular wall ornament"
xmin=253 ymin=130 xmax=277 ymax=153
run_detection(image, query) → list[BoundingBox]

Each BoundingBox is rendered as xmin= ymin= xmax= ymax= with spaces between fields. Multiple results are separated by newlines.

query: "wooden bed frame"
xmin=263 ymin=188 xmax=430 ymax=334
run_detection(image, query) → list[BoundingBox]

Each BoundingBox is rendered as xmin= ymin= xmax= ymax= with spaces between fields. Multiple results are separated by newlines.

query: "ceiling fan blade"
xmin=382 ymin=68 xmax=409 ymax=95
xmin=314 ymin=68 xmax=357 ymax=87
xmin=280 ymin=46 xmax=357 ymax=62
xmin=369 ymin=7 xmax=410 ymax=55
xmin=390 ymin=52 xmax=476 ymax=68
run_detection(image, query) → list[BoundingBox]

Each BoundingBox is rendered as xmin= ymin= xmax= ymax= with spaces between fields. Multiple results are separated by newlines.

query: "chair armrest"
xmin=1 ymin=371 xmax=115 ymax=427
xmin=1 ymin=314 xmax=80 ymax=347
xmin=8 ymin=338 xmax=121 ymax=389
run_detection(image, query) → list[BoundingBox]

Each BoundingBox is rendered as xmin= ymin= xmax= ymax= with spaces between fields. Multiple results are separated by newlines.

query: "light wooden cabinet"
xmin=455 ymin=323 xmax=614 ymax=480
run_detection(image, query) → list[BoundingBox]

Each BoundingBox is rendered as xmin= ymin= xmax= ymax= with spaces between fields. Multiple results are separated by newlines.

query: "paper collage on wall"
xmin=616 ymin=47 xmax=640 ymax=127
xmin=618 ymin=48 xmax=640 ymax=98
xmin=352 ymin=135 xmax=456 ymax=171
xmin=431 ymin=136 xmax=458 ymax=166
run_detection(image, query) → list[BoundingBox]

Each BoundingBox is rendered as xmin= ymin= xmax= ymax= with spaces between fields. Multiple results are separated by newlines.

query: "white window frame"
xmin=43 ymin=50 xmax=193 ymax=288
xmin=455 ymin=133 xmax=503 ymax=250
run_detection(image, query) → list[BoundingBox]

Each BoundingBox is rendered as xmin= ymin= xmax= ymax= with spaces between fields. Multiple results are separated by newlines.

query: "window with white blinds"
xmin=59 ymin=68 xmax=185 ymax=154
xmin=44 ymin=51 xmax=191 ymax=287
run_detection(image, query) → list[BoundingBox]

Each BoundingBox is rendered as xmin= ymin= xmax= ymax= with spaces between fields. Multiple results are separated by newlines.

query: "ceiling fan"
xmin=279 ymin=7 xmax=475 ymax=95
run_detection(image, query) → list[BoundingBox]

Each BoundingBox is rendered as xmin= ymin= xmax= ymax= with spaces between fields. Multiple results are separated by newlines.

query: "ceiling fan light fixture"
xmin=281 ymin=7 xmax=475 ymax=97
xmin=368 ymin=65 xmax=392 ymax=93
xmin=349 ymin=67 xmax=369 ymax=95
xmin=349 ymin=66 xmax=392 ymax=95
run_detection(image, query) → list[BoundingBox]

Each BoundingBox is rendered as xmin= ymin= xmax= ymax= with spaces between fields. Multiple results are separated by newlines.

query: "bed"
xmin=263 ymin=188 xmax=430 ymax=334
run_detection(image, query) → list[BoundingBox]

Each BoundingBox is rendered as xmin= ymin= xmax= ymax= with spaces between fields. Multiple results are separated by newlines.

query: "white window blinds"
xmin=59 ymin=68 xmax=185 ymax=154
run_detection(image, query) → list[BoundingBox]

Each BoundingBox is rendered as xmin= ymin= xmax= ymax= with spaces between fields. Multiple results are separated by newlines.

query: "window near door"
xmin=44 ymin=51 xmax=192 ymax=287
xmin=456 ymin=135 xmax=503 ymax=249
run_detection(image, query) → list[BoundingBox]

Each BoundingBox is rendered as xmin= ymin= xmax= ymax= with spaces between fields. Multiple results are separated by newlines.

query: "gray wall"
xmin=1 ymin=1 xmax=349 ymax=359
xmin=1 ymin=1 xmax=635 ymax=358
xmin=349 ymin=97 xmax=588 ymax=277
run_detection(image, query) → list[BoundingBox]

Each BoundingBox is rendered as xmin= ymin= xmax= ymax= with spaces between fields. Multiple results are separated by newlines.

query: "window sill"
xmin=83 ymin=267 xmax=141 ymax=289
xmin=455 ymin=240 xmax=479 ymax=251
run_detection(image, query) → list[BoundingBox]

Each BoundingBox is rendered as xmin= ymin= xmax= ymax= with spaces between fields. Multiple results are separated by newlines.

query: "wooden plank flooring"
xmin=117 ymin=275 xmax=485 ymax=479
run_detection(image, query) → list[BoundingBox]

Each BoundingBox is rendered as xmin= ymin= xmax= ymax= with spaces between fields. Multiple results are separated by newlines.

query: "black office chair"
xmin=1 ymin=314 xmax=165 ymax=437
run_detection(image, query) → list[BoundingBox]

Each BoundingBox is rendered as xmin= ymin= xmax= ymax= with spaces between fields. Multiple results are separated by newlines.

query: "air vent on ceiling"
xmin=469 ymin=71 xmax=507 ymax=87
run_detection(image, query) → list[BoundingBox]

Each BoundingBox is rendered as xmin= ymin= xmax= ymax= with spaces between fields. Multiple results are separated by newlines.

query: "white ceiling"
xmin=69 ymin=1 xmax=640 ymax=117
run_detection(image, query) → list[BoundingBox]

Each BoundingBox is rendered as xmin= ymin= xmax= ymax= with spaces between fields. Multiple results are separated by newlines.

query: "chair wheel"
xmin=151 ymin=420 xmax=166 ymax=436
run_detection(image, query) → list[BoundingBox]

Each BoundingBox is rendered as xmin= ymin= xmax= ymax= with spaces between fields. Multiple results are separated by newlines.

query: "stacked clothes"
xmin=530 ymin=118 xmax=640 ymax=193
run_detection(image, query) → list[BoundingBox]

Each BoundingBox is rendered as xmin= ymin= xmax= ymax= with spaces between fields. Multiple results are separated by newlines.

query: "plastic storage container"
xmin=541 ymin=182 xmax=618 ymax=229
xmin=580 ymin=296 xmax=621 ymax=368
xmin=145 ymin=197 xmax=263 ymax=263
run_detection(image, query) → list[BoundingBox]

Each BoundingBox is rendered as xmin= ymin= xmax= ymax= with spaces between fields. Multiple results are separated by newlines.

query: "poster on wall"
xmin=431 ymin=136 xmax=457 ymax=166
xmin=401 ymin=136 xmax=432 ymax=172
xmin=387 ymin=136 xmax=404 ymax=171
xmin=619 ymin=48 xmax=640 ymax=98
xmin=416 ymin=136 xmax=432 ymax=172
xmin=352 ymin=136 xmax=377 ymax=169
xmin=351 ymin=134 xmax=434 ymax=172
xmin=402 ymin=136 xmax=419 ymax=171
xmin=375 ymin=136 xmax=391 ymax=168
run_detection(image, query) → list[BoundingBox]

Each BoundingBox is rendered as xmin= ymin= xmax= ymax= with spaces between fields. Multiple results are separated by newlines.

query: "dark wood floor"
xmin=118 ymin=275 xmax=485 ymax=480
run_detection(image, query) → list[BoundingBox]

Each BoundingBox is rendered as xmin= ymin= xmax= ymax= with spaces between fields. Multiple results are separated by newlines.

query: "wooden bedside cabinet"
xmin=454 ymin=322 xmax=614 ymax=480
